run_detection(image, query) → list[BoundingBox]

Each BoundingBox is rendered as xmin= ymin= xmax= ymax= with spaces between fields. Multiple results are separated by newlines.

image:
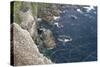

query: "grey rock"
xmin=40 ymin=28 xmax=56 ymax=49
xmin=11 ymin=23 xmax=52 ymax=66
xmin=19 ymin=8 xmax=38 ymax=38
xmin=19 ymin=7 xmax=56 ymax=49
xmin=19 ymin=8 xmax=40 ymax=47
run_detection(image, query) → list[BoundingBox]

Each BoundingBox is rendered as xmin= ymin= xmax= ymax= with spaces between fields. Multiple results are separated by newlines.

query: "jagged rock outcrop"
xmin=38 ymin=4 xmax=60 ymax=22
xmin=11 ymin=23 xmax=52 ymax=66
xmin=19 ymin=6 xmax=41 ymax=48
xmin=19 ymin=8 xmax=38 ymax=38
xmin=43 ymin=29 xmax=56 ymax=49
xmin=39 ymin=28 xmax=56 ymax=49
xmin=18 ymin=6 xmax=56 ymax=49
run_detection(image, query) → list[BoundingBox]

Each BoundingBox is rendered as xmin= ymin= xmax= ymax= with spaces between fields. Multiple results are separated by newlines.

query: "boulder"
xmin=11 ymin=23 xmax=52 ymax=66
xmin=40 ymin=28 xmax=56 ymax=49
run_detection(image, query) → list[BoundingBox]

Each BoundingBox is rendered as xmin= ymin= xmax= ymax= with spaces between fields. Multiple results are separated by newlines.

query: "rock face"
xmin=11 ymin=23 xmax=52 ymax=66
xmin=40 ymin=28 xmax=56 ymax=49
xmin=19 ymin=7 xmax=40 ymax=48
xmin=19 ymin=7 xmax=38 ymax=39
xmin=19 ymin=7 xmax=56 ymax=49
xmin=38 ymin=4 xmax=60 ymax=22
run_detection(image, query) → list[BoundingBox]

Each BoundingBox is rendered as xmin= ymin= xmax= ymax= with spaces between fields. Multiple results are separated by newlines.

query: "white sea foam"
xmin=70 ymin=15 xmax=78 ymax=20
xmin=54 ymin=22 xmax=64 ymax=28
xmin=64 ymin=38 xmax=72 ymax=42
xmin=76 ymin=9 xmax=83 ymax=14
xmin=53 ymin=16 xmax=60 ymax=20
xmin=83 ymin=6 xmax=95 ymax=12
xmin=54 ymin=22 xmax=60 ymax=28
xmin=58 ymin=38 xmax=72 ymax=43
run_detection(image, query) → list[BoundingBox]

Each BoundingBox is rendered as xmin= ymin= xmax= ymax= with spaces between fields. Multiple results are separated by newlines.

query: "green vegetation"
xmin=11 ymin=1 xmax=38 ymax=24
xmin=11 ymin=1 xmax=51 ymax=24
xmin=12 ymin=1 xmax=21 ymax=24
xmin=11 ymin=1 xmax=55 ymax=59
xmin=37 ymin=3 xmax=49 ymax=8
xmin=31 ymin=2 xmax=38 ymax=16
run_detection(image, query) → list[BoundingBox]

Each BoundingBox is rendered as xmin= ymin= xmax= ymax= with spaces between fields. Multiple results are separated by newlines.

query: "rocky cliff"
xmin=11 ymin=2 xmax=57 ymax=66
xmin=11 ymin=23 xmax=53 ymax=66
xmin=19 ymin=6 xmax=56 ymax=48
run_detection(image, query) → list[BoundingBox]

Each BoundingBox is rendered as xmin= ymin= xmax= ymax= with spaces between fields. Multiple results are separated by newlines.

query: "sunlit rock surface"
xmin=11 ymin=23 xmax=52 ymax=66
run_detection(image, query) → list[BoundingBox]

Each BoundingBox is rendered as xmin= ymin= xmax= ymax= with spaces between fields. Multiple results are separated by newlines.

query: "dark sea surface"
xmin=39 ymin=5 xmax=97 ymax=63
